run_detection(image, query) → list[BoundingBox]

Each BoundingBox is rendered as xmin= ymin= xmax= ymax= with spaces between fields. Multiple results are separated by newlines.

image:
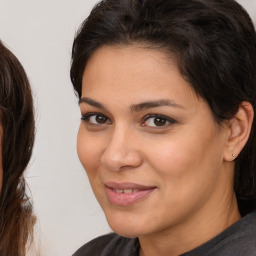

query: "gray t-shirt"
xmin=73 ymin=211 xmax=256 ymax=256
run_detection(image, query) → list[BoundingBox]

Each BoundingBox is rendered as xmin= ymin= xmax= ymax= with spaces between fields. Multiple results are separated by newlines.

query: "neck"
xmin=139 ymin=193 xmax=240 ymax=256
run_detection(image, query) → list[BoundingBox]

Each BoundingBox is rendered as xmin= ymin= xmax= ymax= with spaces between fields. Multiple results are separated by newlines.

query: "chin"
xmin=105 ymin=212 xmax=151 ymax=238
xmin=111 ymin=225 xmax=143 ymax=238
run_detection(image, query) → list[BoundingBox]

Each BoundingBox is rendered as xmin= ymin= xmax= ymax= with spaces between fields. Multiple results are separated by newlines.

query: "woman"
xmin=71 ymin=0 xmax=256 ymax=255
xmin=0 ymin=41 xmax=35 ymax=256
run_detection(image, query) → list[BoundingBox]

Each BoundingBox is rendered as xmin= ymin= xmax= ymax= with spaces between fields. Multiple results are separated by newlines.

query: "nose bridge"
xmin=101 ymin=124 xmax=142 ymax=171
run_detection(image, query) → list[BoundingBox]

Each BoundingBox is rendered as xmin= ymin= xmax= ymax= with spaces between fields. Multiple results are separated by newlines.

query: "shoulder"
xmin=73 ymin=233 xmax=117 ymax=256
xmin=223 ymin=210 xmax=256 ymax=255
xmin=183 ymin=210 xmax=256 ymax=256
xmin=72 ymin=233 xmax=139 ymax=256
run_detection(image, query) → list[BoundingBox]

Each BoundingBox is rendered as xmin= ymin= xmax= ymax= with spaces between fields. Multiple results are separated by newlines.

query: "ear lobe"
xmin=224 ymin=101 xmax=254 ymax=162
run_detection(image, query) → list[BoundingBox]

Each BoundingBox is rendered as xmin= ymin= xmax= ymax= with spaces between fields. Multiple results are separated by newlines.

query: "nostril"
xmin=101 ymin=147 xmax=143 ymax=171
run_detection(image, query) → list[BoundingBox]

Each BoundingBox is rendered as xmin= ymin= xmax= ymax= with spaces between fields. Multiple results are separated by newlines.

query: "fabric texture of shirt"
xmin=73 ymin=210 xmax=256 ymax=256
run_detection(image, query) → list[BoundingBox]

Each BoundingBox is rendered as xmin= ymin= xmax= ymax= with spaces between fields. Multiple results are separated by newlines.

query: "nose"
xmin=100 ymin=126 xmax=143 ymax=171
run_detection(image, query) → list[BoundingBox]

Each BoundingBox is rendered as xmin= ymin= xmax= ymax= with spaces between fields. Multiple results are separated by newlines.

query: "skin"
xmin=77 ymin=45 xmax=242 ymax=256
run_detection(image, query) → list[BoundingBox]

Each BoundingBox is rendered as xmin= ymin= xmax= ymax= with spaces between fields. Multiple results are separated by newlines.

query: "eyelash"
xmin=81 ymin=113 xmax=176 ymax=128
xmin=81 ymin=112 xmax=111 ymax=125
xmin=142 ymin=114 xmax=176 ymax=128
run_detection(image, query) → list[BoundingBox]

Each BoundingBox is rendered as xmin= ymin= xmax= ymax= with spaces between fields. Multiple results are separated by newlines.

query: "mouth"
xmin=112 ymin=188 xmax=140 ymax=194
xmin=105 ymin=182 xmax=156 ymax=206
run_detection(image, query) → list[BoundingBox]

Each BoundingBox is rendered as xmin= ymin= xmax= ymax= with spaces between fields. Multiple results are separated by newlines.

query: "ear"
xmin=224 ymin=101 xmax=254 ymax=162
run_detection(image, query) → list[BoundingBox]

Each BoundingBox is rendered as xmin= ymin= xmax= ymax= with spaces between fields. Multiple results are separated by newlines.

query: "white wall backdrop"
xmin=0 ymin=1 xmax=255 ymax=256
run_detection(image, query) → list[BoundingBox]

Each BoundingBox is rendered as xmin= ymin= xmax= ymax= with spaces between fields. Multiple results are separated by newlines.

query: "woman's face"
xmin=77 ymin=45 xmax=233 ymax=238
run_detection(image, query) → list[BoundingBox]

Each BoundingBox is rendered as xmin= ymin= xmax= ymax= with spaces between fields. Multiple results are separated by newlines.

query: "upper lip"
xmin=105 ymin=182 xmax=156 ymax=190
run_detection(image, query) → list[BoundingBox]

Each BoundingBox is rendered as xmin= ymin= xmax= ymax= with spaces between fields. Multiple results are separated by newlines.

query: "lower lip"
xmin=105 ymin=186 xmax=156 ymax=206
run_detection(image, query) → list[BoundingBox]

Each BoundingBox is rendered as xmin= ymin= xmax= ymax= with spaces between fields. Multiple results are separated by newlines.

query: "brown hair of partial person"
xmin=0 ymin=41 xmax=35 ymax=256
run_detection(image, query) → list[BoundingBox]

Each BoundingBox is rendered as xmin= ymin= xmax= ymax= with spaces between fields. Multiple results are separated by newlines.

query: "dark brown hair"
xmin=70 ymin=0 xmax=256 ymax=216
xmin=0 ymin=41 xmax=35 ymax=256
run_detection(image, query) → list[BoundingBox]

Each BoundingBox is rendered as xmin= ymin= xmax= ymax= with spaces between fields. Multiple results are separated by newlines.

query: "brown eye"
xmin=153 ymin=117 xmax=167 ymax=126
xmin=95 ymin=115 xmax=108 ymax=124
xmin=143 ymin=115 xmax=175 ymax=128
xmin=81 ymin=113 xmax=111 ymax=125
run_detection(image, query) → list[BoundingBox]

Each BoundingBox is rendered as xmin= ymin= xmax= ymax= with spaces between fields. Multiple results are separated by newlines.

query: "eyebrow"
xmin=131 ymin=99 xmax=185 ymax=112
xmin=79 ymin=97 xmax=185 ymax=111
xmin=79 ymin=97 xmax=106 ymax=109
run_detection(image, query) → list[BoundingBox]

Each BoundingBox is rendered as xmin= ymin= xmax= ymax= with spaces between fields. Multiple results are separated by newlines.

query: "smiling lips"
xmin=105 ymin=182 xmax=156 ymax=206
xmin=114 ymin=188 xmax=140 ymax=193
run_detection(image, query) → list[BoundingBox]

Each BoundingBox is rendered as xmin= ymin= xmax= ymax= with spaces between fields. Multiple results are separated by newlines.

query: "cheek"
xmin=144 ymin=136 xmax=222 ymax=219
xmin=77 ymin=127 xmax=102 ymax=177
xmin=147 ymin=137 xmax=202 ymax=176
xmin=147 ymin=130 xmax=223 ymax=192
xmin=77 ymin=127 xmax=109 ymax=207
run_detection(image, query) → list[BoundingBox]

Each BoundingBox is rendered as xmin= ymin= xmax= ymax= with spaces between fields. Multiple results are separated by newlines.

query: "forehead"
xmin=81 ymin=45 xmax=200 ymax=109
xmin=83 ymin=44 xmax=174 ymax=80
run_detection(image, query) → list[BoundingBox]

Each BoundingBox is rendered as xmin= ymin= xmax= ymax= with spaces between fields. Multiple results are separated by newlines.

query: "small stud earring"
xmin=232 ymin=154 xmax=235 ymax=158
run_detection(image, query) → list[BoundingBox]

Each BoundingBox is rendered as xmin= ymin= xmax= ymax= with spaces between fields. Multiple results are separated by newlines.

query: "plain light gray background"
xmin=0 ymin=1 xmax=255 ymax=255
